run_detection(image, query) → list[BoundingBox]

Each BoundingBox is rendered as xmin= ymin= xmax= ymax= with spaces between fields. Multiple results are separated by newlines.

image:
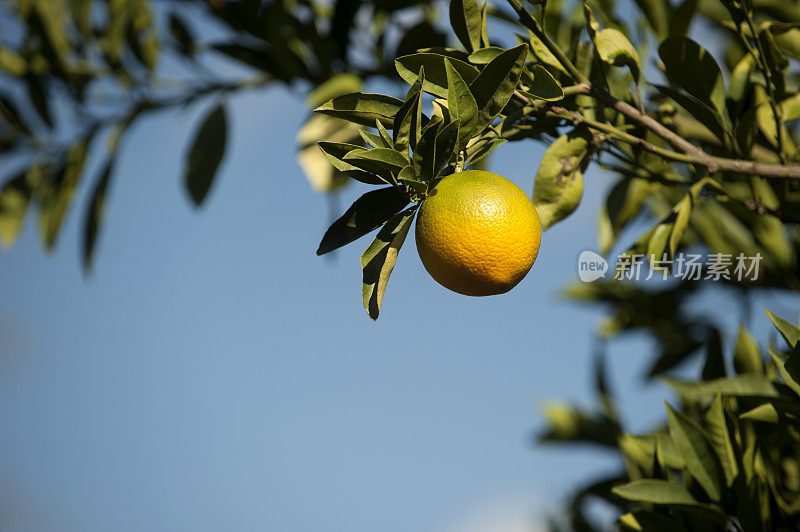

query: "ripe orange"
xmin=415 ymin=170 xmax=542 ymax=296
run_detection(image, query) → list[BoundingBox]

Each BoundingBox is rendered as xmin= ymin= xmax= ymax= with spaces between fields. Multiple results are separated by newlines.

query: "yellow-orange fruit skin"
xmin=415 ymin=170 xmax=542 ymax=296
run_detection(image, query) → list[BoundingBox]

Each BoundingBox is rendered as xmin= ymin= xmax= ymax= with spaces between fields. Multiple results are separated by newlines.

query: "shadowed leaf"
xmin=184 ymin=103 xmax=227 ymax=207
xmin=316 ymin=186 xmax=408 ymax=255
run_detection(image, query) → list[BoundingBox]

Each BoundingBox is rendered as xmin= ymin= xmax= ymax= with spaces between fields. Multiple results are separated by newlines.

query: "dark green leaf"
xmin=733 ymin=324 xmax=763 ymax=374
xmin=658 ymin=37 xmax=726 ymax=116
xmin=343 ymin=148 xmax=409 ymax=181
xmin=449 ymin=0 xmax=482 ymax=53
xmin=82 ymin=157 xmax=116 ymax=273
xmin=394 ymin=69 xmax=424 ymax=152
xmin=469 ymin=44 xmax=527 ymax=127
xmin=432 ymin=119 xmax=460 ymax=178
xmin=314 ymin=93 xmax=404 ymax=127
xmin=704 ymin=395 xmax=738 ymax=487
xmin=395 ymin=53 xmax=479 ymax=98
xmin=317 ymin=142 xmax=389 ymax=185
xmin=361 ymin=206 xmax=417 ymax=320
xmin=702 ymin=328 xmax=726 ymax=380
xmin=317 ymin=186 xmax=409 ymax=255
xmin=466 ymin=138 xmax=506 ymax=167
xmin=360 ymin=129 xmax=390 ymax=149
xmin=39 ymin=141 xmax=89 ymax=250
xmin=665 ymin=401 xmax=722 ymax=501
xmin=766 ymin=309 xmax=800 ymax=349
xmin=184 ymin=103 xmax=227 ymax=207
xmin=520 ymin=65 xmax=563 ymax=101
xmin=445 ymin=59 xmax=480 ymax=151
xmin=652 ymin=84 xmax=726 ymax=142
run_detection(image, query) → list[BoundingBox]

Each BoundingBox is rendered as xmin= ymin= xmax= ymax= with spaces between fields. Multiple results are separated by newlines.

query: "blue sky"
xmin=1 ymin=7 xmax=799 ymax=532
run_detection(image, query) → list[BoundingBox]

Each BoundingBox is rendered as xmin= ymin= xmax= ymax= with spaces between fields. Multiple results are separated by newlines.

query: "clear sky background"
xmin=1 ymin=6 xmax=799 ymax=532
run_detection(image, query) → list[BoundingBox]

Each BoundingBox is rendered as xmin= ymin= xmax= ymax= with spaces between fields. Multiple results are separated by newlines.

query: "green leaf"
xmin=734 ymin=325 xmax=763 ymax=374
xmin=307 ymin=73 xmax=363 ymax=107
xmin=658 ymin=37 xmax=726 ymax=117
xmin=669 ymin=195 xmax=691 ymax=256
xmin=739 ymin=402 xmax=779 ymax=423
xmin=728 ymin=53 xmax=755 ymax=105
xmin=314 ymin=93 xmax=404 ymax=127
xmin=376 ymin=120 xmax=393 ymax=147
xmin=469 ymin=44 xmax=528 ymax=127
xmin=445 ymin=59 xmax=480 ymax=151
xmin=619 ymin=434 xmax=656 ymax=474
xmin=361 ymin=206 xmax=418 ymax=320
xmin=316 ymin=186 xmax=409 ymax=255
xmin=525 ymin=30 xmax=569 ymax=76
xmin=704 ymin=395 xmax=738 ymax=487
xmin=393 ymin=68 xmax=424 ymax=152
xmin=168 ymin=12 xmax=195 ymax=58
xmin=702 ymin=328 xmax=726 ymax=380
xmin=360 ymin=129 xmax=390 ymax=149
xmin=296 ymin=113 xmax=361 ymax=191
xmin=39 ymin=141 xmax=89 ymax=250
xmin=27 ymin=77 xmax=52 ymax=129
xmin=663 ymin=375 xmax=779 ymax=399
xmin=520 ymin=65 xmax=563 ymax=101
xmin=533 ymin=130 xmax=591 ymax=229
xmin=432 ymin=120 xmax=460 ymax=178
xmin=82 ymin=157 xmax=116 ymax=274
xmin=769 ymin=349 xmax=800 ymax=396
xmin=396 ymin=53 xmax=479 ymax=99
xmin=652 ymin=84 xmax=726 ymax=142
xmin=766 ymin=309 xmax=800 ymax=349
xmin=619 ymin=511 xmax=680 ymax=531
xmin=595 ymin=28 xmax=641 ymax=81
xmin=316 ymin=142 xmax=389 ymax=186
xmin=783 ymin=343 xmax=800 ymax=391
xmin=0 ymin=92 xmax=32 ymax=135
xmin=0 ymin=47 xmax=26 ymax=76
xmin=449 ymin=0 xmax=483 ymax=53
xmin=0 ymin=169 xmax=32 ymax=248
xmin=612 ymin=479 xmax=697 ymax=505
xmin=184 ymin=103 xmax=227 ymax=207
xmin=466 ymin=138 xmax=506 ymax=167
xmin=467 ymin=46 xmax=504 ymax=64
xmin=665 ymin=401 xmax=722 ymax=501
xmin=343 ymin=148 xmax=409 ymax=181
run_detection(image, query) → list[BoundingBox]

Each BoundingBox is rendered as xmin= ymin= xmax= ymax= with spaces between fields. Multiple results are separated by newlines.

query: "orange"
xmin=415 ymin=170 xmax=542 ymax=296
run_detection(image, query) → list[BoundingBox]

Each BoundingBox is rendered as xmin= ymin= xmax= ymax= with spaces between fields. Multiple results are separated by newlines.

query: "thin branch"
xmin=513 ymin=90 xmax=800 ymax=179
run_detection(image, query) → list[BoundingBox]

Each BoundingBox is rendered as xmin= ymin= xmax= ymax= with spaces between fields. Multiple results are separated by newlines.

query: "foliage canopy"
xmin=1 ymin=0 xmax=800 ymax=529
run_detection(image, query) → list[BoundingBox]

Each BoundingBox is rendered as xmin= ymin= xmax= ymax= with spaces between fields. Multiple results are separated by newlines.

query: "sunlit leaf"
xmin=533 ymin=129 xmax=591 ymax=229
xmin=595 ymin=28 xmax=641 ymax=81
xmin=361 ymin=205 xmax=417 ymax=320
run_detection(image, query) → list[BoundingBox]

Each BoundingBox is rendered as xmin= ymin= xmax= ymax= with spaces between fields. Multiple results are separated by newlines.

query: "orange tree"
xmin=1 ymin=0 xmax=800 ymax=529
